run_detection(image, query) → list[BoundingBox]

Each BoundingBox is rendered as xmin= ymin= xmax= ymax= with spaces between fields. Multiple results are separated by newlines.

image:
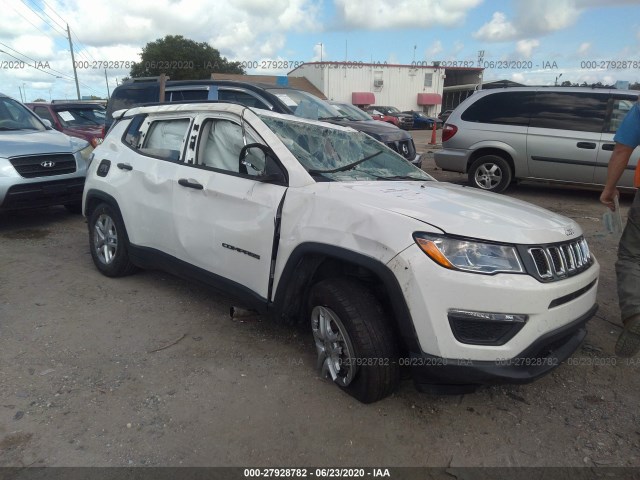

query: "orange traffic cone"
xmin=429 ymin=122 xmax=437 ymax=145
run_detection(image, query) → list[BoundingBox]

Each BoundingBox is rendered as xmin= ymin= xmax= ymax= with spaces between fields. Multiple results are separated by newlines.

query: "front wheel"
xmin=88 ymin=203 xmax=138 ymax=277
xmin=308 ymin=278 xmax=400 ymax=403
xmin=468 ymin=155 xmax=512 ymax=193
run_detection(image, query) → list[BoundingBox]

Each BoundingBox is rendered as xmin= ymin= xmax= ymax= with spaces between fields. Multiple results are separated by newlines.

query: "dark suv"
xmin=105 ymin=79 xmax=420 ymax=165
xmin=26 ymin=102 xmax=105 ymax=147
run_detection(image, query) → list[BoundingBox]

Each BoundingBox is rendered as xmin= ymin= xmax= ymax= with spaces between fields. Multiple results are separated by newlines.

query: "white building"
xmin=288 ymin=62 xmax=483 ymax=116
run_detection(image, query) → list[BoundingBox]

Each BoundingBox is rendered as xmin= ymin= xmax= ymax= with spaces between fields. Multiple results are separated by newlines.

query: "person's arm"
xmin=600 ymin=143 xmax=635 ymax=211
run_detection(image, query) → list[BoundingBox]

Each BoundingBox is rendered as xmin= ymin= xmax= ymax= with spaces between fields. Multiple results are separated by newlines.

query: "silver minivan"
xmin=434 ymin=87 xmax=640 ymax=192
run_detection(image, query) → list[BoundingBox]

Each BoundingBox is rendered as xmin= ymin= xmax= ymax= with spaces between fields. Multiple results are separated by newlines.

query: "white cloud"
xmin=335 ymin=0 xmax=482 ymax=29
xmin=427 ymin=40 xmax=443 ymax=58
xmin=577 ymin=42 xmax=591 ymax=55
xmin=515 ymin=39 xmax=540 ymax=59
xmin=473 ymin=12 xmax=517 ymax=41
xmin=475 ymin=0 xmax=580 ymax=42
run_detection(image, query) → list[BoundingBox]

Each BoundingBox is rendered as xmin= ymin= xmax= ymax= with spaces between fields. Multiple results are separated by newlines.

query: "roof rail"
xmin=122 ymin=77 xmax=162 ymax=83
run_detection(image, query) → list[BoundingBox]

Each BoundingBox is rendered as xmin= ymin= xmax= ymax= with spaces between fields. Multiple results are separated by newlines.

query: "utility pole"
xmin=67 ymin=24 xmax=81 ymax=100
xmin=104 ymin=69 xmax=110 ymax=98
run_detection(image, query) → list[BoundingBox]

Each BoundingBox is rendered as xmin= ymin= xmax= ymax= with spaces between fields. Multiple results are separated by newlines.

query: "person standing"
xmin=600 ymin=99 xmax=640 ymax=357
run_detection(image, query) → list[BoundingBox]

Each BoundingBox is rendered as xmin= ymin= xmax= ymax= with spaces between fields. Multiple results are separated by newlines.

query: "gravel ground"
xmin=1 ymin=129 xmax=639 ymax=469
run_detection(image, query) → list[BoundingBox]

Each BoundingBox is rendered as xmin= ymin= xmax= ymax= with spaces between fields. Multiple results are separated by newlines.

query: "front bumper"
xmin=410 ymin=303 xmax=596 ymax=389
xmin=0 ymin=177 xmax=85 ymax=210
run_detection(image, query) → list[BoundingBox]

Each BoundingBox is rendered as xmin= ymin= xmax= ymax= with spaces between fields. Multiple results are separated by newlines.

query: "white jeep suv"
xmin=83 ymin=102 xmax=600 ymax=403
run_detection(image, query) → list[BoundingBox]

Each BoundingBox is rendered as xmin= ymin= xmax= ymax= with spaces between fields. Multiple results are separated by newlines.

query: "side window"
xmin=530 ymin=92 xmax=608 ymax=133
xmin=461 ymin=91 xmax=535 ymax=126
xmin=606 ymin=96 xmax=637 ymax=134
xmin=196 ymin=119 xmax=261 ymax=174
xmin=34 ymin=106 xmax=55 ymax=124
xmin=167 ymin=89 xmax=209 ymax=102
xmin=218 ymin=90 xmax=270 ymax=110
xmin=122 ymin=114 xmax=147 ymax=148
xmin=140 ymin=118 xmax=191 ymax=161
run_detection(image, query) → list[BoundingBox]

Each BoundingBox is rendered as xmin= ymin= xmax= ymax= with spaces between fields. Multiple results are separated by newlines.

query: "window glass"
xmin=34 ymin=106 xmax=55 ymax=124
xmin=53 ymin=106 xmax=105 ymax=126
xmin=218 ymin=90 xmax=270 ymax=109
xmin=461 ymin=91 xmax=535 ymax=126
xmin=167 ymin=89 xmax=209 ymax=102
xmin=606 ymin=96 xmax=637 ymax=133
xmin=258 ymin=114 xmax=432 ymax=182
xmin=140 ymin=118 xmax=191 ymax=161
xmin=264 ymin=88 xmax=341 ymax=120
xmin=424 ymin=73 xmax=433 ymax=87
xmin=122 ymin=114 xmax=146 ymax=148
xmin=530 ymin=92 xmax=608 ymax=133
xmin=0 ymin=97 xmax=45 ymax=131
xmin=196 ymin=119 xmax=259 ymax=174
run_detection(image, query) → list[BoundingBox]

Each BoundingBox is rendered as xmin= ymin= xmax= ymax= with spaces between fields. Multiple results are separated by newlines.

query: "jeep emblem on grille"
xmin=402 ymin=144 xmax=409 ymax=155
xmin=41 ymin=160 xmax=56 ymax=168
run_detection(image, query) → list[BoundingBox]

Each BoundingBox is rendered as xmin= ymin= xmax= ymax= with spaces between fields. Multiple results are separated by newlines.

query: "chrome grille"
xmin=527 ymin=238 xmax=591 ymax=281
xmin=9 ymin=154 xmax=76 ymax=178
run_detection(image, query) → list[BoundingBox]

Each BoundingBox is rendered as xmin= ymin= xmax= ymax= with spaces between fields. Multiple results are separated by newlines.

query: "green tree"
xmin=129 ymin=35 xmax=244 ymax=80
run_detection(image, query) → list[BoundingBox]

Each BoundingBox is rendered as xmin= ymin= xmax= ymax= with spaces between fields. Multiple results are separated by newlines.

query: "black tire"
xmin=308 ymin=278 xmax=400 ymax=403
xmin=88 ymin=203 xmax=138 ymax=277
xmin=64 ymin=202 xmax=83 ymax=214
xmin=468 ymin=155 xmax=512 ymax=193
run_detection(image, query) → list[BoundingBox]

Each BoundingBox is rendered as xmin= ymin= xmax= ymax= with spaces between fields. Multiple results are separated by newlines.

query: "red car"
xmin=364 ymin=105 xmax=414 ymax=130
xmin=26 ymin=102 xmax=105 ymax=147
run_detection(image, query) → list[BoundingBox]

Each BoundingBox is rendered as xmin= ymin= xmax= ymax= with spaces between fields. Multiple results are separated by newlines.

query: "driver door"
xmin=172 ymin=112 xmax=287 ymax=300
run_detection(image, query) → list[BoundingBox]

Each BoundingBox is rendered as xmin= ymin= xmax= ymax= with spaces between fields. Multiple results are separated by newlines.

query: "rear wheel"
xmin=308 ymin=278 xmax=400 ymax=403
xmin=88 ymin=203 xmax=138 ymax=277
xmin=468 ymin=155 xmax=512 ymax=193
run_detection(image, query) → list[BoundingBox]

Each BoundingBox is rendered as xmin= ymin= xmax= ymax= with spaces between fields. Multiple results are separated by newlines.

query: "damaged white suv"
xmin=83 ymin=103 xmax=599 ymax=403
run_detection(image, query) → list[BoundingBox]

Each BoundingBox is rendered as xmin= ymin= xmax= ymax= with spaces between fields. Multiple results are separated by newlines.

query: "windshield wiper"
xmin=308 ymin=150 xmax=383 ymax=174
xmin=318 ymin=116 xmax=347 ymax=121
xmin=375 ymin=175 xmax=431 ymax=181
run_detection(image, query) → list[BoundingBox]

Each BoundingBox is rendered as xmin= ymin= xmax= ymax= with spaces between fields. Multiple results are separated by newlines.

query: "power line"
xmin=19 ymin=0 xmax=68 ymax=39
xmin=25 ymin=0 xmax=66 ymax=33
xmin=7 ymin=2 xmax=57 ymax=39
xmin=31 ymin=0 xmax=98 ymax=64
xmin=0 ymin=43 xmax=103 ymax=96
xmin=0 ymin=49 xmax=62 ymax=78
xmin=0 ymin=41 xmax=74 ymax=80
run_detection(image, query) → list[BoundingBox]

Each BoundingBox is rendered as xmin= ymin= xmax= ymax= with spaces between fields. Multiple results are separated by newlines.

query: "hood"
xmin=330 ymin=181 xmax=582 ymax=245
xmin=0 ymin=129 xmax=86 ymax=157
xmin=323 ymin=118 xmax=410 ymax=141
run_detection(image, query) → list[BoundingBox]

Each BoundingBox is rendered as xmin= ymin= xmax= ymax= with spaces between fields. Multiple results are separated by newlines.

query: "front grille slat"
xmin=9 ymin=154 xmax=76 ymax=178
xmin=527 ymin=237 xmax=592 ymax=282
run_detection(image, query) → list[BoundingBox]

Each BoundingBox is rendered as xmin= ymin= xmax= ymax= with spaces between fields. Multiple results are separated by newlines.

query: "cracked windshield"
xmin=259 ymin=114 xmax=433 ymax=182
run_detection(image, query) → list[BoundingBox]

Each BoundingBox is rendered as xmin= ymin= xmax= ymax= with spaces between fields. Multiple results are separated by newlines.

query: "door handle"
xmin=576 ymin=142 xmax=596 ymax=150
xmin=602 ymin=143 xmax=615 ymax=151
xmin=178 ymin=178 xmax=204 ymax=190
xmin=117 ymin=163 xmax=133 ymax=171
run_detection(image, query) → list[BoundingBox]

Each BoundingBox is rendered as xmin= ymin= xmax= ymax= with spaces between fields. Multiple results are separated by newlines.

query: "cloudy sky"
xmin=0 ymin=0 xmax=639 ymax=101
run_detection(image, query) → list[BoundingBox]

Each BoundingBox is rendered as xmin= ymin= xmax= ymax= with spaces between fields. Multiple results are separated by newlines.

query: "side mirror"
xmin=41 ymin=119 xmax=53 ymax=129
xmin=239 ymin=143 xmax=286 ymax=184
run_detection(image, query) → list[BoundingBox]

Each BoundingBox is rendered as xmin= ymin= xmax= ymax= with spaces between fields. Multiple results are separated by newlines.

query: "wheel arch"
xmin=84 ymin=189 xmax=124 ymax=220
xmin=467 ymin=147 xmax=516 ymax=176
xmin=271 ymin=242 xmax=421 ymax=353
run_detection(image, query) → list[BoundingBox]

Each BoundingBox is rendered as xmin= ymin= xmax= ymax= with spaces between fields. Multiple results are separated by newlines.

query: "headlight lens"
xmin=75 ymin=144 xmax=94 ymax=164
xmin=414 ymin=233 xmax=524 ymax=274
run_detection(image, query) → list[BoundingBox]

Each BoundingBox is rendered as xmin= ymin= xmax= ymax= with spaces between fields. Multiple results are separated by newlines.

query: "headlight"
xmin=90 ymin=137 xmax=103 ymax=148
xmin=74 ymin=143 xmax=94 ymax=165
xmin=413 ymin=233 xmax=524 ymax=274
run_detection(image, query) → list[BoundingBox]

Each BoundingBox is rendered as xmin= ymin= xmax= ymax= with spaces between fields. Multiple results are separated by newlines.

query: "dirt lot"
xmin=1 ymin=129 xmax=639 ymax=469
